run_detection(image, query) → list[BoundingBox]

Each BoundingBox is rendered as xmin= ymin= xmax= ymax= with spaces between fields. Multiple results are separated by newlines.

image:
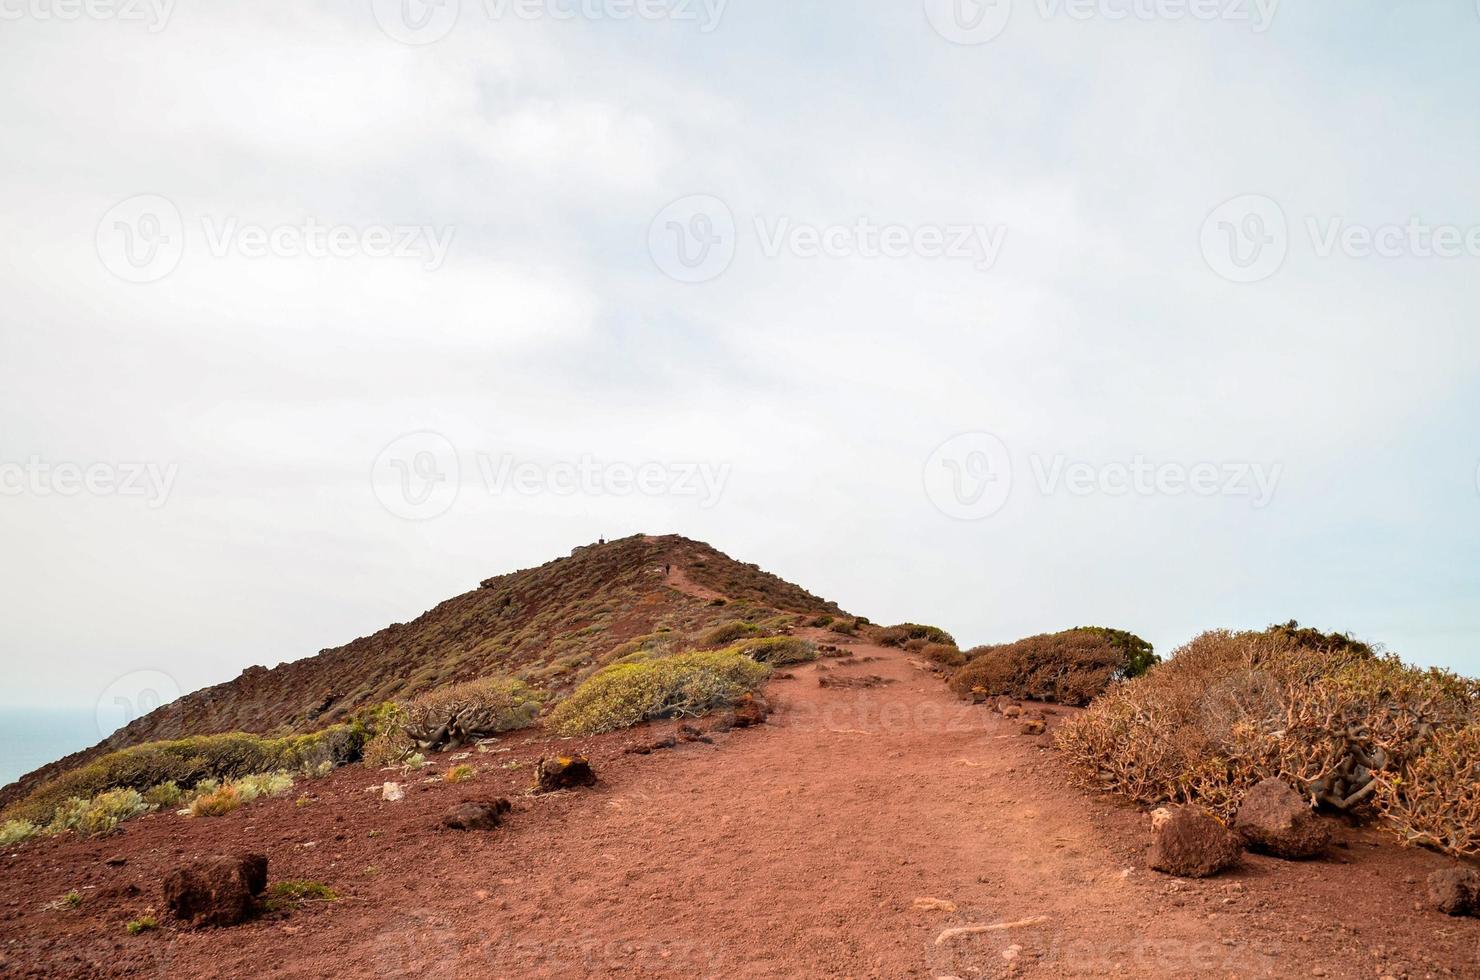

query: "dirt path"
xmin=3 ymin=634 xmax=1475 ymax=978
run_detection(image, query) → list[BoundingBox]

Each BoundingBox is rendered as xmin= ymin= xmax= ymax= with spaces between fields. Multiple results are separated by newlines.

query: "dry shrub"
xmin=547 ymin=651 xmax=770 ymax=736
xmin=189 ymin=784 xmax=243 ymax=818
xmin=950 ymin=629 xmax=1143 ymax=706
xmin=403 ymin=677 xmax=543 ymax=752
xmin=1376 ymin=724 xmax=1480 ymax=857
xmin=1056 ymin=628 xmax=1480 ymax=855
xmin=918 ymin=643 xmax=966 ymax=669
xmin=877 ymin=623 xmax=956 ymax=648
xmin=720 ymin=635 xmax=817 ymax=666
xmin=694 ymin=620 xmax=761 ymax=648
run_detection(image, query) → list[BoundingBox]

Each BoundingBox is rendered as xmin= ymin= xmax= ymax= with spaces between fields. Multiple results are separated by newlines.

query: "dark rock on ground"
xmin=534 ymin=755 xmax=598 ymax=793
xmin=441 ymin=799 xmax=512 ymax=831
xmin=1428 ymin=867 xmax=1480 ymax=916
xmin=730 ymin=693 xmax=769 ymax=728
xmin=1020 ymin=719 xmax=1046 ymax=736
xmin=1148 ymin=806 xmax=1242 ymax=879
xmin=162 ymin=854 xmax=269 ymax=927
xmin=1234 ymin=778 xmax=1331 ymax=859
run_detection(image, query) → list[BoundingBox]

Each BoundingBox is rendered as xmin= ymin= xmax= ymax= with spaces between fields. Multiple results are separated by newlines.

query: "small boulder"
xmin=441 ymin=799 xmax=511 ymax=831
xmin=381 ymin=782 xmax=405 ymax=803
xmin=534 ymin=755 xmax=597 ymax=793
xmin=162 ymin=854 xmax=269 ymax=927
xmin=1147 ymin=806 xmax=1242 ymax=879
xmin=1020 ymin=719 xmax=1046 ymax=736
xmin=1002 ymin=704 xmax=1022 ymax=719
xmin=730 ymin=693 xmax=769 ymax=728
xmin=1234 ymin=778 xmax=1330 ymax=859
xmin=1427 ymin=867 xmax=1480 ymax=917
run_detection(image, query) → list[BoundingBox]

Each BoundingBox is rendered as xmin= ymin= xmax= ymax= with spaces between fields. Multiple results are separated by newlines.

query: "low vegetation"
xmin=402 ymin=676 xmax=543 ymax=752
xmin=1 ymin=727 xmax=360 ymax=828
xmin=0 ymin=819 xmax=39 ymax=846
xmin=263 ymin=880 xmax=339 ymax=912
xmin=1056 ymin=626 xmax=1480 ymax=856
xmin=695 ymin=620 xmax=762 ymax=648
xmin=444 ymin=764 xmax=476 ymax=783
xmin=719 ymin=635 xmax=818 ymax=666
xmin=126 ymin=916 xmax=158 ymax=935
xmin=547 ymin=651 xmax=771 ymax=736
xmin=877 ymin=623 xmax=957 ymax=648
xmin=951 ymin=628 xmax=1154 ymax=706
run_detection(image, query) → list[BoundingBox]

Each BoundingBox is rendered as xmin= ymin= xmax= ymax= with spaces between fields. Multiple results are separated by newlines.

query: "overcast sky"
xmin=2 ymin=1 xmax=1478 ymax=723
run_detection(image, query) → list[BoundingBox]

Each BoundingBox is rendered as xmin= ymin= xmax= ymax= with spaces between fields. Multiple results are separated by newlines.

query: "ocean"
xmin=0 ymin=707 xmax=103 ymax=789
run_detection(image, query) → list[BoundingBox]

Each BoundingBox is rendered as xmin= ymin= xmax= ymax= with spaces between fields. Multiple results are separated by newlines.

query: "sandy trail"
xmin=4 ymin=634 xmax=1475 ymax=978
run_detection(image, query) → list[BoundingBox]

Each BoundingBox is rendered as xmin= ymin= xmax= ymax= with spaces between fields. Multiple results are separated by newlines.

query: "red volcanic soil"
xmin=2 ymin=632 xmax=1476 ymax=978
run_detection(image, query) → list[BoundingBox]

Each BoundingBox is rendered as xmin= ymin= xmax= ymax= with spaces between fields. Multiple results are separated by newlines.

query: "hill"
xmin=0 ymin=534 xmax=842 ymax=811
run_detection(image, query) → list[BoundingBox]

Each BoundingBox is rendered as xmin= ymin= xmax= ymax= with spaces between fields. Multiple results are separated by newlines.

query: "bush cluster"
xmin=694 ymin=620 xmax=762 ymax=648
xmin=950 ymin=628 xmax=1151 ymax=706
xmin=1055 ymin=627 xmax=1480 ymax=856
xmin=547 ymin=651 xmax=771 ymax=736
xmin=2 ymin=727 xmax=358 ymax=828
xmin=718 ymin=635 xmax=818 ymax=666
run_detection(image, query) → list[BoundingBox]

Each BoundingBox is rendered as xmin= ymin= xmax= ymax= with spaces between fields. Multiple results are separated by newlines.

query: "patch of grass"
xmin=547 ymin=651 xmax=771 ymax=736
xmin=444 ymin=764 xmax=476 ymax=783
xmin=230 ymin=772 xmax=293 ymax=803
xmin=126 ymin=917 xmax=158 ymax=935
xmin=263 ymin=880 xmax=339 ymax=912
xmin=62 ymin=891 xmax=83 ymax=910
xmin=142 ymin=781 xmax=182 ymax=809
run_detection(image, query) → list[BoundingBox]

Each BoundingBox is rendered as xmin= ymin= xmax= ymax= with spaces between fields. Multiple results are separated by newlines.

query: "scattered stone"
xmin=1002 ymin=704 xmax=1022 ymax=719
xmin=1427 ymin=866 xmax=1480 ymax=917
xmin=162 ymin=854 xmax=269 ymax=927
xmin=104 ymin=857 xmax=127 ymax=867
xmin=970 ymin=687 xmax=988 ymax=704
xmin=1147 ymin=805 xmax=1242 ymax=878
xmin=381 ymin=782 xmax=405 ymax=803
xmin=913 ymin=897 xmax=958 ymax=914
xmin=1234 ymin=778 xmax=1330 ymax=859
xmin=534 ymin=755 xmax=597 ymax=793
xmin=1020 ymin=719 xmax=1046 ymax=736
xmin=441 ymin=799 xmax=512 ymax=832
xmin=818 ymin=674 xmax=893 ymax=689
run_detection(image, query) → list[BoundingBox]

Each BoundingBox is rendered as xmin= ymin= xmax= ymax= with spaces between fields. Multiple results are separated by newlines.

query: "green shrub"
xmin=75 ymin=789 xmax=149 ymax=836
xmin=0 ymin=820 xmax=38 ymax=846
xmin=230 ymin=772 xmax=293 ymax=803
xmin=1073 ymin=626 xmax=1159 ymax=678
xmin=952 ymin=628 xmax=1144 ymax=706
xmin=878 ymin=623 xmax=956 ymax=648
xmin=2 ymin=726 xmax=363 ymax=828
xmin=548 ymin=651 xmax=771 ymax=736
xmin=720 ymin=636 xmax=818 ymax=666
xmin=126 ymin=916 xmax=158 ymax=935
xmin=444 ymin=764 xmax=475 ymax=783
xmin=142 ymin=781 xmax=182 ymax=810
xmin=44 ymin=798 xmax=89 ymax=834
xmin=694 ymin=620 xmax=762 ymax=648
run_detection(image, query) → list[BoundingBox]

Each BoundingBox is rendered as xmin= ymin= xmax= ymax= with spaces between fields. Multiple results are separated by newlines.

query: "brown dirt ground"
xmin=2 ymin=631 xmax=1476 ymax=979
